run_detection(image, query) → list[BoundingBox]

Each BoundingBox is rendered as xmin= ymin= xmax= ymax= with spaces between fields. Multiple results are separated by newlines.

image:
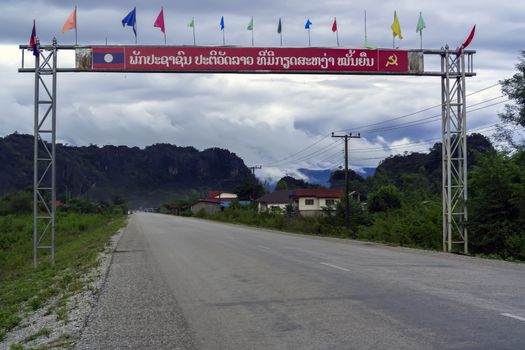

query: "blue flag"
xmin=220 ymin=16 xmax=225 ymax=30
xmin=305 ymin=19 xmax=312 ymax=29
xmin=122 ymin=7 xmax=137 ymax=37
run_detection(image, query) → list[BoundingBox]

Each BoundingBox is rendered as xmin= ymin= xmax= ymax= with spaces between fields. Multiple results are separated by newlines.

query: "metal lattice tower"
xmin=441 ymin=46 xmax=469 ymax=254
xmin=32 ymin=38 xmax=58 ymax=267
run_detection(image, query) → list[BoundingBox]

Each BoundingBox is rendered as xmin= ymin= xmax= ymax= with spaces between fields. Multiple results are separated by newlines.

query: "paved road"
xmin=76 ymin=213 xmax=525 ymax=349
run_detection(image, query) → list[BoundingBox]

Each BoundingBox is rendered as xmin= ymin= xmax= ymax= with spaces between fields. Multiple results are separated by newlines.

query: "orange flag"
xmin=61 ymin=6 xmax=77 ymax=34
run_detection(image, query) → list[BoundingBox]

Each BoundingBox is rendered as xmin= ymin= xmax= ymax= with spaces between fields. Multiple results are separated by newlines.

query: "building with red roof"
xmin=256 ymin=188 xmax=343 ymax=216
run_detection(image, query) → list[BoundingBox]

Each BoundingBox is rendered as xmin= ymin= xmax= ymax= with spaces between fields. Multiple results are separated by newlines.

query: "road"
xmin=76 ymin=213 xmax=525 ymax=349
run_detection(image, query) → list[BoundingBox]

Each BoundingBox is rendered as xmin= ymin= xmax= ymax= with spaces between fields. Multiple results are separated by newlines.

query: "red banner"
xmin=90 ymin=47 xmax=409 ymax=73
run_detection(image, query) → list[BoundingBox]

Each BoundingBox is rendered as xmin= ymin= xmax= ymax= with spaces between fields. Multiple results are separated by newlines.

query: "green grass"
xmin=24 ymin=327 xmax=51 ymax=343
xmin=0 ymin=213 xmax=126 ymax=341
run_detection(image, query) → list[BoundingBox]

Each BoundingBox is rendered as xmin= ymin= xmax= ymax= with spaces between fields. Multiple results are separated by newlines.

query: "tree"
xmin=368 ymin=185 xmax=402 ymax=212
xmin=234 ymin=178 xmax=265 ymax=201
xmin=275 ymin=176 xmax=321 ymax=190
xmin=498 ymin=50 xmax=525 ymax=149
xmin=468 ymin=151 xmax=525 ymax=260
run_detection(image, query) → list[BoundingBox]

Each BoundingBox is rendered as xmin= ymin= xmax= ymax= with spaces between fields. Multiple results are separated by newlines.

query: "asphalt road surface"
xmin=75 ymin=213 xmax=525 ymax=350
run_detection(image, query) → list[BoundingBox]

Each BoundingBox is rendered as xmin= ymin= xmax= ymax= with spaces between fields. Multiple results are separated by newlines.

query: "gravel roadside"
xmin=1 ymin=228 xmax=125 ymax=349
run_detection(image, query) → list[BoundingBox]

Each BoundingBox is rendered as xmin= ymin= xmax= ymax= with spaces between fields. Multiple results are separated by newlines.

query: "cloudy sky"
xmin=0 ymin=0 xmax=523 ymax=182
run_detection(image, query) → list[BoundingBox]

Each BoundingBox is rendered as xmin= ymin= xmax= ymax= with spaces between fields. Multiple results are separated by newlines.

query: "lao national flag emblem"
xmin=92 ymin=47 xmax=125 ymax=70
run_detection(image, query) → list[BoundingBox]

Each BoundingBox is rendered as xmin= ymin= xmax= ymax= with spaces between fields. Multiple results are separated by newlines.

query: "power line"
xmin=273 ymin=140 xmax=343 ymax=167
xmin=264 ymin=134 xmax=331 ymax=166
xmin=348 ymin=125 xmax=508 ymax=163
xmin=291 ymin=139 xmax=343 ymax=163
xmin=268 ymin=138 xmax=342 ymax=166
xmin=334 ymin=83 xmax=501 ymax=133
xmin=361 ymin=99 xmax=508 ymax=135
xmin=263 ymin=83 xmax=504 ymax=168
xmin=352 ymin=123 xmax=502 ymax=153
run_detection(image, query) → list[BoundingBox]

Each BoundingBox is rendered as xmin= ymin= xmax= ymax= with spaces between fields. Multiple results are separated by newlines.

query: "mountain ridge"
xmin=0 ymin=133 xmax=254 ymax=208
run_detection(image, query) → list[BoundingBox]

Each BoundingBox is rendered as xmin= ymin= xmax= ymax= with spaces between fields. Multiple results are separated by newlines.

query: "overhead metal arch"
xmin=18 ymin=41 xmax=475 ymax=266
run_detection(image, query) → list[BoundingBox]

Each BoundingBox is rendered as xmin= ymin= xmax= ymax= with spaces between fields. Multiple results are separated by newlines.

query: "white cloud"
xmin=0 ymin=0 xmax=521 ymax=182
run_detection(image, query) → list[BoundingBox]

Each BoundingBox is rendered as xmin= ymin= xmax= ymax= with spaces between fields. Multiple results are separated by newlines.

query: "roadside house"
xmin=291 ymin=188 xmax=343 ymax=216
xmin=255 ymin=190 xmax=294 ymax=213
xmin=190 ymin=199 xmax=222 ymax=215
xmin=256 ymin=188 xmax=343 ymax=216
xmin=191 ymin=191 xmax=243 ymax=215
xmin=208 ymin=191 xmax=238 ymax=203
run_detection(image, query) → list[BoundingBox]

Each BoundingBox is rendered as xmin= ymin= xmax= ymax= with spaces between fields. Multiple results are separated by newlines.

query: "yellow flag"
xmin=390 ymin=11 xmax=403 ymax=39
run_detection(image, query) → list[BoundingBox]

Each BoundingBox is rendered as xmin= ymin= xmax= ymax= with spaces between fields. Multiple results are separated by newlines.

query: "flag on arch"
xmin=188 ymin=17 xmax=195 ymax=28
xmin=458 ymin=25 xmax=476 ymax=54
xmin=29 ymin=20 xmax=38 ymax=56
xmin=332 ymin=18 xmax=338 ymax=32
xmin=122 ymin=7 xmax=137 ymax=38
xmin=305 ymin=19 xmax=312 ymax=29
xmin=247 ymin=16 xmax=254 ymax=31
xmin=416 ymin=12 xmax=426 ymax=33
xmin=61 ymin=6 xmax=77 ymax=34
xmin=277 ymin=17 xmax=282 ymax=33
xmin=154 ymin=8 xmax=165 ymax=33
xmin=220 ymin=16 xmax=225 ymax=30
xmin=390 ymin=11 xmax=403 ymax=39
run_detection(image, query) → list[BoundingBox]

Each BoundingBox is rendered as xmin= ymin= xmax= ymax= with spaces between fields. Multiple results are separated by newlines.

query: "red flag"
xmin=458 ymin=25 xmax=476 ymax=54
xmin=154 ymin=8 xmax=165 ymax=33
xmin=61 ymin=6 xmax=77 ymax=34
xmin=332 ymin=18 xmax=337 ymax=32
xmin=29 ymin=20 xmax=38 ymax=56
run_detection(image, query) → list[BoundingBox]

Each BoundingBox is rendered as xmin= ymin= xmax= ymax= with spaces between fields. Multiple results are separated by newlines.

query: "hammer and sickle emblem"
xmin=386 ymin=54 xmax=398 ymax=67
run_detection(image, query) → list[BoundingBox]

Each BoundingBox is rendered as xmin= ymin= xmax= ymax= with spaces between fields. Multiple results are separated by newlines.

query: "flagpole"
xmin=364 ymin=10 xmax=368 ymax=46
xmin=279 ymin=18 xmax=283 ymax=46
xmin=308 ymin=28 xmax=311 ymax=47
xmin=192 ymin=18 xmax=196 ymax=45
xmin=335 ymin=17 xmax=339 ymax=47
xmin=417 ymin=12 xmax=423 ymax=50
xmin=163 ymin=7 xmax=166 ymax=45
xmin=75 ymin=5 xmax=78 ymax=45
xmin=393 ymin=35 xmax=395 ymax=49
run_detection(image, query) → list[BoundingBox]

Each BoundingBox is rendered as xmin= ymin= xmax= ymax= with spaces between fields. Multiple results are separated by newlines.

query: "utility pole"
xmin=248 ymin=165 xmax=262 ymax=176
xmin=331 ymin=132 xmax=361 ymax=228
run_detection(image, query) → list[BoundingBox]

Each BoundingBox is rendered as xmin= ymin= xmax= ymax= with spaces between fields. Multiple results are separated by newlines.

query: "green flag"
xmin=188 ymin=17 xmax=195 ymax=28
xmin=247 ymin=16 xmax=254 ymax=31
xmin=416 ymin=12 xmax=426 ymax=33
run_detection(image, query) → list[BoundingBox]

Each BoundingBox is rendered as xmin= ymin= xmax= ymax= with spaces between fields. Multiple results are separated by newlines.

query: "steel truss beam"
xmin=32 ymin=38 xmax=57 ymax=267
xmin=441 ymin=46 xmax=468 ymax=254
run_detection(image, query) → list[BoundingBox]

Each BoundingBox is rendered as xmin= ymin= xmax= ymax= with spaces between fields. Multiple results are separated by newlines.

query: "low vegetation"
xmin=0 ymin=192 xmax=126 ymax=343
xmin=193 ymin=147 xmax=525 ymax=263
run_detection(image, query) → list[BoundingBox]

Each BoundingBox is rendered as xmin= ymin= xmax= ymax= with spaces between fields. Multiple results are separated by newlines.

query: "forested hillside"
xmin=0 ymin=134 xmax=254 ymax=207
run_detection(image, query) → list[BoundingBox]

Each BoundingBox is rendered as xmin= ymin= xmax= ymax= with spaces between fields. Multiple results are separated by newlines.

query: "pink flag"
xmin=154 ymin=8 xmax=165 ymax=33
xmin=61 ymin=6 xmax=77 ymax=34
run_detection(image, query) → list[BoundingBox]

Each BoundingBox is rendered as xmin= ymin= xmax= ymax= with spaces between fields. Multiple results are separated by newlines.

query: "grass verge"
xmin=0 ymin=213 xmax=126 ymax=342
